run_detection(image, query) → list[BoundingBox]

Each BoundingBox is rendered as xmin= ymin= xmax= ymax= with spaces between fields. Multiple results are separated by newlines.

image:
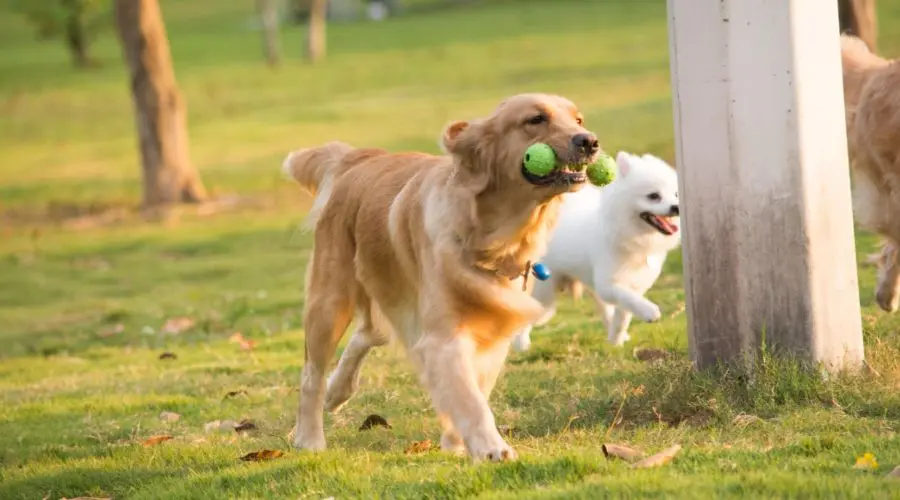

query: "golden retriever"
xmin=282 ymin=93 xmax=601 ymax=461
xmin=841 ymin=35 xmax=900 ymax=312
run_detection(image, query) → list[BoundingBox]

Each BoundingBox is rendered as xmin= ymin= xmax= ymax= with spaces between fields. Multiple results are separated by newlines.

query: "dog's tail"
xmin=840 ymin=34 xmax=888 ymax=71
xmin=282 ymin=141 xmax=354 ymax=229
xmin=841 ymin=35 xmax=890 ymax=103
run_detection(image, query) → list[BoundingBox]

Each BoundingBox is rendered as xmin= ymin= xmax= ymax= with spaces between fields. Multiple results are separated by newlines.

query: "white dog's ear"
xmin=616 ymin=151 xmax=633 ymax=177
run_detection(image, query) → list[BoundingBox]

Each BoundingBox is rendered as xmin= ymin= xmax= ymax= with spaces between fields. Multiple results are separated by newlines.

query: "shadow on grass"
xmin=506 ymin=340 xmax=900 ymax=439
xmin=0 ymin=465 xmax=169 ymax=500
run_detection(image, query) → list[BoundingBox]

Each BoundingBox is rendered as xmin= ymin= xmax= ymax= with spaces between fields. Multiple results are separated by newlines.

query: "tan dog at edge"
xmin=282 ymin=94 xmax=601 ymax=462
xmin=841 ymin=35 xmax=900 ymax=312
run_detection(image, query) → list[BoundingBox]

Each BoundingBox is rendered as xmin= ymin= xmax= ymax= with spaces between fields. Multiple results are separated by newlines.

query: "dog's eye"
xmin=647 ymin=192 xmax=661 ymax=202
xmin=526 ymin=114 xmax=547 ymax=125
xmin=575 ymin=117 xmax=584 ymax=126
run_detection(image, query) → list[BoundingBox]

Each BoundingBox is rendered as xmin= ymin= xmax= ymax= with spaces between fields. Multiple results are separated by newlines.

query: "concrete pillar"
xmin=666 ymin=0 xmax=865 ymax=369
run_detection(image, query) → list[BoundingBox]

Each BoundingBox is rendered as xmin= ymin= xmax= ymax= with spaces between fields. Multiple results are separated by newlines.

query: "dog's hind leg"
xmin=876 ymin=239 xmax=900 ymax=312
xmin=294 ymin=250 xmax=355 ymax=452
xmin=324 ymin=301 xmax=390 ymax=413
xmin=607 ymin=307 xmax=634 ymax=346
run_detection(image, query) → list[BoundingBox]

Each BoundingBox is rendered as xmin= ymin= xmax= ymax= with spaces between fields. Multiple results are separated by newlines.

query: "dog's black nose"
xmin=571 ymin=133 xmax=599 ymax=154
xmin=670 ymin=205 xmax=680 ymax=216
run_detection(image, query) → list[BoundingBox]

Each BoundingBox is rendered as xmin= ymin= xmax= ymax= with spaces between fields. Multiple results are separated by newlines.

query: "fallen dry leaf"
xmin=141 ymin=435 xmax=174 ymax=447
xmin=204 ymin=420 xmax=238 ymax=433
xmin=886 ymin=465 xmax=900 ymax=479
xmin=633 ymin=347 xmax=670 ymax=362
xmin=228 ymin=332 xmax=257 ymax=351
xmin=732 ymin=413 xmax=762 ymax=428
xmin=602 ymin=443 xmax=644 ymax=462
xmin=234 ymin=419 xmax=257 ymax=433
xmin=854 ymin=452 xmax=879 ymax=470
xmin=158 ymin=352 xmax=178 ymax=360
xmin=224 ymin=390 xmax=248 ymax=399
xmin=240 ymin=449 xmax=284 ymax=462
xmin=631 ymin=444 xmax=682 ymax=469
xmin=359 ymin=414 xmax=391 ymax=431
xmin=161 ymin=317 xmax=195 ymax=335
xmin=98 ymin=323 xmax=124 ymax=338
xmin=405 ymin=439 xmax=433 ymax=455
xmin=60 ymin=497 xmax=112 ymax=500
xmin=159 ymin=411 xmax=181 ymax=422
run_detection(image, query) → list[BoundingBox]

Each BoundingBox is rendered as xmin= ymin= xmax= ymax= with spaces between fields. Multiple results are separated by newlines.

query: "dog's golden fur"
xmin=841 ymin=35 xmax=900 ymax=312
xmin=284 ymin=93 xmax=599 ymax=461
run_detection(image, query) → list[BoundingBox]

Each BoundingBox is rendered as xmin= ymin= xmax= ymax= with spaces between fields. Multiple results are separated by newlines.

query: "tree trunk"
xmin=839 ymin=0 xmax=878 ymax=52
xmin=64 ymin=14 xmax=90 ymax=68
xmin=305 ymin=0 xmax=326 ymax=63
xmin=113 ymin=0 xmax=207 ymax=207
xmin=257 ymin=0 xmax=281 ymax=66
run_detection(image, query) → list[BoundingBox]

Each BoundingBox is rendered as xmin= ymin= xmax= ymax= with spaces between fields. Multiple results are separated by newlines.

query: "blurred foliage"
xmin=7 ymin=0 xmax=111 ymax=66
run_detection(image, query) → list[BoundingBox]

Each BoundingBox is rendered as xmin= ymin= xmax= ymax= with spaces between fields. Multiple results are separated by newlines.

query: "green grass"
xmin=3 ymin=0 xmax=900 ymax=498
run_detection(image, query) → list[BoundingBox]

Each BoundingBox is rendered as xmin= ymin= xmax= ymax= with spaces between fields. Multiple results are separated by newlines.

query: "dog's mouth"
xmin=521 ymin=148 xmax=595 ymax=187
xmin=522 ymin=164 xmax=588 ymax=186
xmin=640 ymin=212 xmax=679 ymax=236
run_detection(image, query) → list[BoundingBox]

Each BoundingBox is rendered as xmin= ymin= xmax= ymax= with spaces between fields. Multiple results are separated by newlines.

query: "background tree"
xmin=7 ymin=0 xmax=110 ymax=68
xmin=113 ymin=0 xmax=208 ymax=207
xmin=257 ymin=0 xmax=281 ymax=66
xmin=839 ymin=0 xmax=878 ymax=51
xmin=306 ymin=0 xmax=327 ymax=62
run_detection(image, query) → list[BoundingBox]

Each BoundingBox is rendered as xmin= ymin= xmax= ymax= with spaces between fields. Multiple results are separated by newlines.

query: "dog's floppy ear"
xmin=441 ymin=119 xmax=492 ymax=190
xmin=441 ymin=119 xmax=487 ymax=157
xmin=616 ymin=151 xmax=633 ymax=178
xmin=441 ymin=120 xmax=470 ymax=155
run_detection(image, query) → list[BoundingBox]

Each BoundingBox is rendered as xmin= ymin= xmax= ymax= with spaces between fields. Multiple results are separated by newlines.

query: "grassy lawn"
xmin=2 ymin=0 xmax=900 ymax=498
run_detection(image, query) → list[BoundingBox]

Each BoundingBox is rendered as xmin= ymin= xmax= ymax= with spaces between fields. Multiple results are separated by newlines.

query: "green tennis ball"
xmin=523 ymin=143 xmax=556 ymax=176
xmin=586 ymin=154 xmax=617 ymax=187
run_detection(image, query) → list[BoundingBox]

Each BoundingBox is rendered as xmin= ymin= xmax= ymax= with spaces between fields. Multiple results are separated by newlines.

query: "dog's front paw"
xmin=471 ymin=442 xmax=517 ymax=463
xmin=636 ymin=302 xmax=661 ymax=323
xmin=292 ymin=426 xmax=326 ymax=452
xmin=294 ymin=435 xmax=325 ymax=451
xmin=466 ymin=432 xmax=518 ymax=463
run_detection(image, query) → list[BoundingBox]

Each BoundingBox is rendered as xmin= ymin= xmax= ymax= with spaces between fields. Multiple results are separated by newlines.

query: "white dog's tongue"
xmin=658 ymin=216 xmax=679 ymax=234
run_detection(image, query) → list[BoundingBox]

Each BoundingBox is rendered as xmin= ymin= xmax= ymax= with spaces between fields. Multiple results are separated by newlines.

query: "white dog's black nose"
xmin=571 ymin=133 xmax=599 ymax=154
xmin=670 ymin=205 xmax=680 ymax=216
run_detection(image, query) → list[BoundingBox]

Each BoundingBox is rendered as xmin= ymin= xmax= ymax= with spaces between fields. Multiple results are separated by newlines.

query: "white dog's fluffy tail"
xmin=282 ymin=141 xmax=354 ymax=229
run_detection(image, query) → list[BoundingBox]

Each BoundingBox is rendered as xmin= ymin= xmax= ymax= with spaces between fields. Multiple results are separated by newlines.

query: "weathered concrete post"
xmin=666 ymin=0 xmax=865 ymax=369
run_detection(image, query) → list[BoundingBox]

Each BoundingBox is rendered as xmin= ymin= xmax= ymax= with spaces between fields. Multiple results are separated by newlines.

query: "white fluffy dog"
xmin=511 ymin=152 xmax=681 ymax=351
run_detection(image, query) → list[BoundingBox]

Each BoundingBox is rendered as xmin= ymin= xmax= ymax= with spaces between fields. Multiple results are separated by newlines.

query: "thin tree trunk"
xmin=306 ymin=0 xmax=326 ymax=63
xmin=64 ymin=15 xmax=90 ymax=68
xmin=113 ymin=0 xmax=207 ymax=207
xmin=839 ymin=0 xmax=878 ymax=52
xmin=257 ymin=0 xmax=280 ymax=66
